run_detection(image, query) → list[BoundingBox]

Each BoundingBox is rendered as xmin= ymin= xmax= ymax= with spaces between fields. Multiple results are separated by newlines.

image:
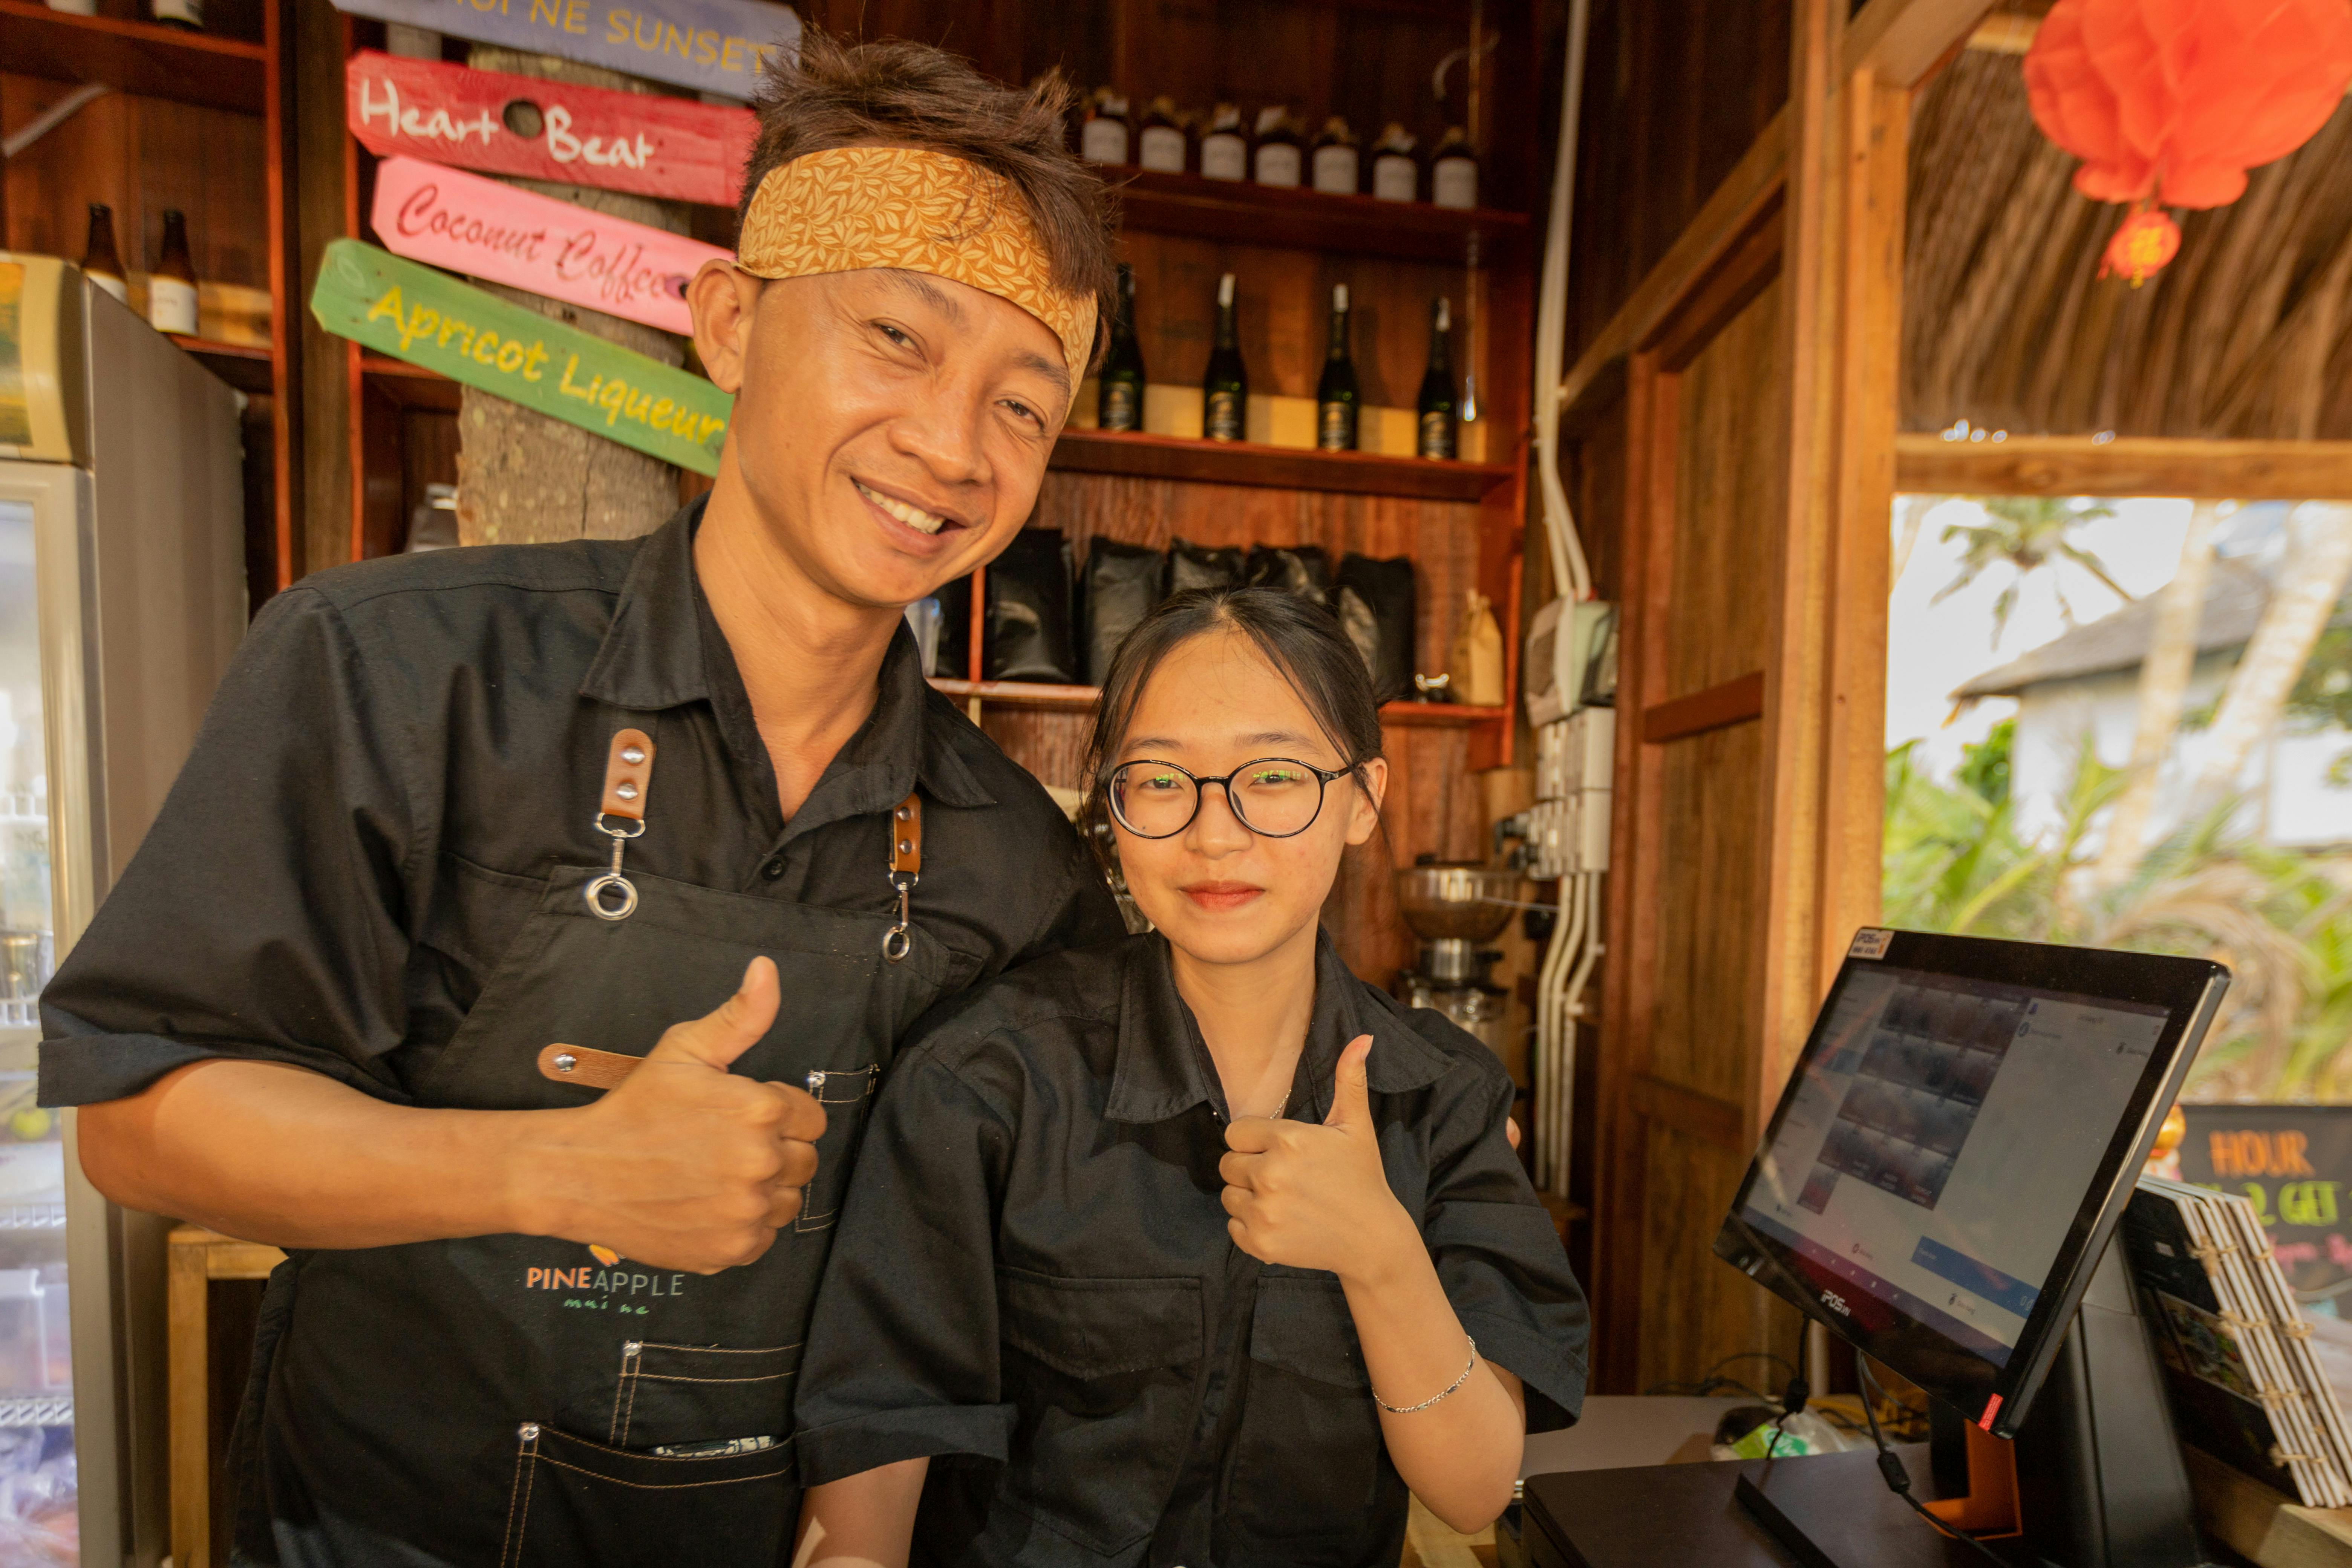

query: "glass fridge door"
xmin=0 ymin=498 xmax=77 ymax=1566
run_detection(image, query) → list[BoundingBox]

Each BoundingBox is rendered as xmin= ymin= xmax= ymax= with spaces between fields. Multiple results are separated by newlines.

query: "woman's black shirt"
xmin=794 ymin=929 xmax=1589 ymax=1568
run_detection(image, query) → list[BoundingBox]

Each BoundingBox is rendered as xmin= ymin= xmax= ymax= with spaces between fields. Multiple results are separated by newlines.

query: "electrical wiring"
xmin=1856 ymin=1358 xmax=2011 ymax=1567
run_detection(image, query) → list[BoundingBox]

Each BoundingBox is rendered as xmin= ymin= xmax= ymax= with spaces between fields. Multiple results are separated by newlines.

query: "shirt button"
xmin=760 ymin=857 xmax=786 ymax=880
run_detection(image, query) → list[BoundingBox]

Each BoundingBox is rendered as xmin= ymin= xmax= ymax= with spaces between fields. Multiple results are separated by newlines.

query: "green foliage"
xmin=1955 ymin=719 xmax=2014 ymax=808
xmin=1883 ymin=743 xmax=2352 ymax=1101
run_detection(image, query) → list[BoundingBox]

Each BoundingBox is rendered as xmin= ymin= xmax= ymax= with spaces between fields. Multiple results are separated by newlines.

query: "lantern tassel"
xmin=2099 ymin=202 xmax=2180 ymax=287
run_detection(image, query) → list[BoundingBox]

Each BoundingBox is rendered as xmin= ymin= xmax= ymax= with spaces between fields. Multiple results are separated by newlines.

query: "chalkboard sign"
xmin=332 ymin=0 xmax=797 ymax=101
xmin=2179 ymin=1104 xmax=2352 ymax=1313
xmin=310 ymin=238 xmax=730 ymax=473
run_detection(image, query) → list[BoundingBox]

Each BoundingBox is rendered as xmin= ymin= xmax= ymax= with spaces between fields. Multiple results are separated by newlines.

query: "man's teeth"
xmin=856 ymin=481 xmax=948 ymax=536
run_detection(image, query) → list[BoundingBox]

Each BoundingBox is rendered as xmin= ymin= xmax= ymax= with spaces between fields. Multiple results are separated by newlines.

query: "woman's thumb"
xmin=1325 ymin=1034 xmax=1375 ymax=1127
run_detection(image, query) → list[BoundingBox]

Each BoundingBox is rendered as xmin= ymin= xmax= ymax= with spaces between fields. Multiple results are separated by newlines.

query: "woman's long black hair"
xmin=1081 ymin=586 xmax=1386 ymax=855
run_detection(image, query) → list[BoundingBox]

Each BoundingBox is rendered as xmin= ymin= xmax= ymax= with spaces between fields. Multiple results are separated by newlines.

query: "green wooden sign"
xmin=309 ymin=238 xmax=730 ymax=474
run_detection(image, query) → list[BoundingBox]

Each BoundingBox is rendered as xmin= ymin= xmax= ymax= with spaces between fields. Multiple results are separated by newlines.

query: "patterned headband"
xmin=735 ymin=145 xmax=1098 ymax=378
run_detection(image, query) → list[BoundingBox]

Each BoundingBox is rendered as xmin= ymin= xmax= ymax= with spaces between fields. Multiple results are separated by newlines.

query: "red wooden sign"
xmin=347 ymin=50 xmax=757 ymax=210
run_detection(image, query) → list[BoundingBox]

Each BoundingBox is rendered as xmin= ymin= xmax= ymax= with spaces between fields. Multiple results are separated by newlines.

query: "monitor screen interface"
xmin=1736 ymin=963 xmax=2170 ymax=1371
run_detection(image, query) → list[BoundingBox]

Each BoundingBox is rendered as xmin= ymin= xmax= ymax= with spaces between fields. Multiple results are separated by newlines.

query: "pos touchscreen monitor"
xmin=1713 ymin=927 xmax=2228 ymax=1440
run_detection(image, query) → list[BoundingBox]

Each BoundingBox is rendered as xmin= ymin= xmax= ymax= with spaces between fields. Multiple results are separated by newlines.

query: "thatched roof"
xmin=1906 ymin=35 xmax=2352 ymax=440
xmin=1951 ymin=560 xmax=2272 ymax=698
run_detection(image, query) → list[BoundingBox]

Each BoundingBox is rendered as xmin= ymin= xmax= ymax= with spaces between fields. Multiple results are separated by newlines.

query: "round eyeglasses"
xmin=1104 ymin=758 xmax=1353 ymax=840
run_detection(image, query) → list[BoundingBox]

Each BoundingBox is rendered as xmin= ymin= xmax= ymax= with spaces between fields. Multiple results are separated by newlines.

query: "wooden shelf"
xmin=360 ymin=352 xmax=462 ymax=410
xmin=931 ymin=677 xmax=1507 ymax=727
xmin=1113 ymin=168 xmax=1528 ymax=266
xmin=0 ymin=0 xmax=266 ymax=114
xmin=169 ymin=335 xmax=272 ymax=395
xmin=1050 ymin=427 xmax=1514 ymax=502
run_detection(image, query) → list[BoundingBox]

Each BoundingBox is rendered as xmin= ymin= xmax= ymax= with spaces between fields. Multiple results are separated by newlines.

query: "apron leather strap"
xmin=537 ymin=1043 xmax=640 ymax=1090
xmin=890 ymin=793 xmax=922 ymax=875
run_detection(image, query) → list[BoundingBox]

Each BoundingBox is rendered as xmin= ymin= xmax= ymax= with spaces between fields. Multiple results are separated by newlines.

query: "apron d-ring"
xmin=882 ymin=793 xmax=922 ymax=962
xmin=587 ymin=729 xmax=655 ymax=922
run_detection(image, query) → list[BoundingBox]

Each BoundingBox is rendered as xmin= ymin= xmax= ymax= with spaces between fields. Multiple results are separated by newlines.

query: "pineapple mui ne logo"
xmin=527 ymin=1243 xmax=688 ymax=1314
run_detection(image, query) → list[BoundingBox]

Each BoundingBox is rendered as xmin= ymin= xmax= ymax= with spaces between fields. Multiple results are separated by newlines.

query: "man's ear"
xmin=1343 ymin=757 xmax=1390 ymax=847
xmin=689 ymin=262 xmax=760 ymax=394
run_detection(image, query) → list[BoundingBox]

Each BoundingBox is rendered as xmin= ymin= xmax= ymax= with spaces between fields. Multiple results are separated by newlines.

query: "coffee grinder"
xmin=1393 ymin=861 xmax=1518 ymax=1057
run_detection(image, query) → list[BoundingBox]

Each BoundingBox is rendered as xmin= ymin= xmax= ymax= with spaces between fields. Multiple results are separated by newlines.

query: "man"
xmin=41 ymin=32 xmax=1124 ymax=1566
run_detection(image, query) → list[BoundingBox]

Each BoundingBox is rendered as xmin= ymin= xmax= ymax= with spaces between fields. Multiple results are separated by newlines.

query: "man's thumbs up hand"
xmin=1220 ymin=1035 xmax=1416 ymax=1281
xmin=533 ymin=957 xmax=828 ymax=1276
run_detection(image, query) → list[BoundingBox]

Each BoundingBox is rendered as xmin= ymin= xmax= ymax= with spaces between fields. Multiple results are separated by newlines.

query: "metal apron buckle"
xmin=883 ymin=793 xmax=922 ymax=962
xmin=588 ymin=729 xmax=655 ymax=922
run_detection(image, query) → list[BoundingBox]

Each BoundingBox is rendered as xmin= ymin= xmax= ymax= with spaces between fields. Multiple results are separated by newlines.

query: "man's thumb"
xmin=644 ymin=957 xmax=779 ymax=1072
xmin=1325 ymin=1034 xmax=1374 ymax=1128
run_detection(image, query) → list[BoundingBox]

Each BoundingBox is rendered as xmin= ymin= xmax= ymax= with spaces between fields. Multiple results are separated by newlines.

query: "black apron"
xmin=238 ymin=723 xmax=953 ymax=1568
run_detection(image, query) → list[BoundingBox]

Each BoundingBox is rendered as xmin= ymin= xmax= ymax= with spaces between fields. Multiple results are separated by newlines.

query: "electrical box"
xmin=1523 ymin=599 xmax=1618 ymax=728
xmin=1522 ymin=708 xmax=1614 ymax=879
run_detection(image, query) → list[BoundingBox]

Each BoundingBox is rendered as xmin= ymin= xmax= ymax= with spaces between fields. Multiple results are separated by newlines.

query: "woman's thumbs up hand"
xmin=1219 ymin=1035 xmax=1418 ymax=1282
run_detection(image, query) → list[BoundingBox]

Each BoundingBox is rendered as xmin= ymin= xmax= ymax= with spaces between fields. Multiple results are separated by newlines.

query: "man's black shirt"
xmin=794 ymin=929 xmax=1589 ymax=1568
xmin=38 ymin=499 xmax=1124 ymax=1107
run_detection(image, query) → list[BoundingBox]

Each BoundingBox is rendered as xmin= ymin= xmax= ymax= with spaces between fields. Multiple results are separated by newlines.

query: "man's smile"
xmin=853 ymin=478 xmax=962 ymax=537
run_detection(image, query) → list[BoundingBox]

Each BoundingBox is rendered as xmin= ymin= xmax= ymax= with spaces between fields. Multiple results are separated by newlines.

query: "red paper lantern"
xmin=2098 ymin=206 xmax=2181 ymax=285
xmin=2025 ymin=0 xmax=2352 ymax=279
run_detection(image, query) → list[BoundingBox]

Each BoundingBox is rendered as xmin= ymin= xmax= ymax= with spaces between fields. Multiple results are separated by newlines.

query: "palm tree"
xmin=1931 ymin=495 xmax=2130 ymax=645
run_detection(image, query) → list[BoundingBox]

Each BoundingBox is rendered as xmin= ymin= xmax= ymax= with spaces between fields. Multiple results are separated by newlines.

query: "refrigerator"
xmin=0 ymin=256 xmax=249 ymax=1566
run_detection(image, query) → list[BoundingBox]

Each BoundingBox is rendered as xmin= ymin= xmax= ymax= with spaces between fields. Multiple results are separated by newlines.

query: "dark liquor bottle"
xmin=1252 ymin=107 xmax=1302 ymax=188
xmin=1200 ymin=103 xmax=1249 ymax=182
xmin=81 ymin=205 xmax=129 ymax=305
xmin=1432 ymin=126 xmax=1479 ymax=210
xmin=1417 ymin=296 xmax=1458 ymax=460
xmin=1310 ymin=116 xmax=1359 ymax=196
xmin=1315 ymin=283 xmax=1359 ymax=452
xmin=1137 ymin=96 xmax=1187 ymax=173
xmin=1098 ymin=264 xmax=1145 ymax=432
xmin=1202 ymin=273 xmax=1247 ymax=443
xmin=1080 ymin=88 xmax=1130 ymax=165
xmin=149 ymin=209 xmax=198 ymax=336
xmin=1370 ymin=122 xmax=1419 ymax=202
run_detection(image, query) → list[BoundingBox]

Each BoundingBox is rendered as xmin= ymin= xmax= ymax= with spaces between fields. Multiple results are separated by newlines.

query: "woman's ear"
xmin=688 ymin=262 xmax=761 ymax=395
xmin=1341 ymin=757 xmax=1390 ymax=847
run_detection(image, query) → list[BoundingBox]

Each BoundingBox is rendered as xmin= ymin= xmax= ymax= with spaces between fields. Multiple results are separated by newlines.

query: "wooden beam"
xmin=1842 ymin=0 xmax=1998 ymax=87
xmin=1557 ymin=108 xmax=1791 ymax=420
xmin=1641 ymin=671 xmax=1767 ymax=743
xmin=1894 ymin=433 xmax=2352 ymax=499
xmin=1967 ymin=12 xmax=2037 ymax=53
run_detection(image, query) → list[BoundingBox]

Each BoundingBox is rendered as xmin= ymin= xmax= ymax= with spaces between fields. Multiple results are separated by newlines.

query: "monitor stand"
xmin=1735 ymin=1237 xmax=2214 ymax=1568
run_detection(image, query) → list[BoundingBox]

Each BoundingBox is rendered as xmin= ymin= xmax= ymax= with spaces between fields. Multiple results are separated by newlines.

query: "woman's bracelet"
xmin=1372 ymin=1335 xmax=1479 ymax=1415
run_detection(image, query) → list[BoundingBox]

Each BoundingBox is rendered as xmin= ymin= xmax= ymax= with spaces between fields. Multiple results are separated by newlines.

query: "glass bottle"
xmin=1252 ymin=107 xmax=1302 ymax=189
xmin=151 ymin=0 xmax=202 ymax=30
xmin=1417 ymin=297 xmax=1457 ymax=459
xmin=1200 ymin=103 xmax=1249 ymax=182
xmin=148 ymin=209 xmax=198 ymax=336
xmin=1310 ymin=116 xmax=1359 ymax=197
xmin=1370 ymin=123 xmax=1419 ymax=202
xmin=1137 ymin=96 xmax=1187 ymax=174
xmin=1432 ymin=126 xmax=1479 ymax=210
xmin=80 ymin=205 xmax=129 ymax=305
xmin=1202 ymin=273 xmax=1247 ymax=443
xmin=1098 ymin=264 xmax=1145 ymax=432
xmin=1080 ymin=89 xmax=1131 ymax=165
xmin=1315 ymin=283 xmax=1358 ymax=452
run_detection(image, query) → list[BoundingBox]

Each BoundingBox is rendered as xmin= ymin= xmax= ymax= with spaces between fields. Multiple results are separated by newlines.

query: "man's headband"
xmin=735 ymin=145 xmax=1098 ymax=378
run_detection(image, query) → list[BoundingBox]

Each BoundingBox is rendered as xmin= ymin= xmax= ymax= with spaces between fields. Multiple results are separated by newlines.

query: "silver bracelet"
xmin=1373 ymin=1335 xmax=1478 ymax=1415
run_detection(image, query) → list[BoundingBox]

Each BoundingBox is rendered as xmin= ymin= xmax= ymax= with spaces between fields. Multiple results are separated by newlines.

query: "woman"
xmin=790 ymin=587 xmax=1588 ymax=1567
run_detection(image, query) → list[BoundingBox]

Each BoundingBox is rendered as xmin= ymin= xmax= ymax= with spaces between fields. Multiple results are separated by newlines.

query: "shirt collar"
xmin=578 ymin=496 xmax=993 ymax=815
xmin=1105 ymin=928 xmax=1455 ymax=1125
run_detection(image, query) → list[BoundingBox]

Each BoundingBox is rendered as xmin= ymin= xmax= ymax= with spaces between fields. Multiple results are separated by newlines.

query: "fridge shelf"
xmin=0 ymin=1003 xmax=36 ymax=1031
xmin=0 ymin=1395 xmax=71 ymax=1429
xmin=0 ymin=1206 xmax=65 ymax=1234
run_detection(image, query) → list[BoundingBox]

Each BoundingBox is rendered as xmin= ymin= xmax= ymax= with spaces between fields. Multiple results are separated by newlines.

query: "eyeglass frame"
xmin=1102 ymin=756 xmax=1359 ymax=841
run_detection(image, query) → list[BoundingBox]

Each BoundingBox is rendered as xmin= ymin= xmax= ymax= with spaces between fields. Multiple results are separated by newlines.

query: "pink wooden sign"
xmin=348 ymin=51 xmax=756 ymax=209
xmin=369 ymin=155 xmax=730 ymax=335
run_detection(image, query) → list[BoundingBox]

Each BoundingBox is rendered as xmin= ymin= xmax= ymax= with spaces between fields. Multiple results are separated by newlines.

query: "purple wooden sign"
xmin=332 ymin=0 xmax=798 ymax=100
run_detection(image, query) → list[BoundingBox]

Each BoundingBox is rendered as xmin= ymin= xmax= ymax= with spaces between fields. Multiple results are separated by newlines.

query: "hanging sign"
xmin=311 ymin=238 xmax=730 ymax=473
xmin=2179 ymin=1105 xmax=2352 ymax=1312
xmin=330 ymin=0 xmax=796 ymax=101
xmin=348 ymin=51 xmax=755 ymax=208
xmin=369 ymin=155 xmax=726 ymax=334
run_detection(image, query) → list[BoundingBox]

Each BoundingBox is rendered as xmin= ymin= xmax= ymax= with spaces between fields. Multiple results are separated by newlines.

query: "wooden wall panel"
xmin=1664 ymin=281 xmax=1785 ymax=700
xmin=1027 ymin=473 xmax=1485 ymax=684
xmin=1634 ymin=1123 xmax=1791 ymax=1396
xmin=1645 ymin=721 xmax=1767 ymax=1104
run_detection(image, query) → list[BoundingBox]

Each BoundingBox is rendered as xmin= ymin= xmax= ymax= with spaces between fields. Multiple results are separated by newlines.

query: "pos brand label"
xmin=330 ymin=0 xmax=797 ymax=101
xmin=369 ymin=156 xmax=727 ymax=335
xmin=348 ymin=51 xmax=756 ymax=208
xmin=310 ymin=238 xmax=730 ymax=474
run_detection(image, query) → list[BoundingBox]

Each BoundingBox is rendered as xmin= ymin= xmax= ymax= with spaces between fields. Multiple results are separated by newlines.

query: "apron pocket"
xmin=995 ymin=1268 xmax=1203 ymax=1557
xmin=498 ymin=1422 xmax=795 ymax=1568
xmin=1224 ymin=1271 xmax=1398 ymax=1557
xmin=609 ymin=1340 xmax=801 ymax=1449
xmin=794 ymin=1064 xmax=882 ymax=1233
